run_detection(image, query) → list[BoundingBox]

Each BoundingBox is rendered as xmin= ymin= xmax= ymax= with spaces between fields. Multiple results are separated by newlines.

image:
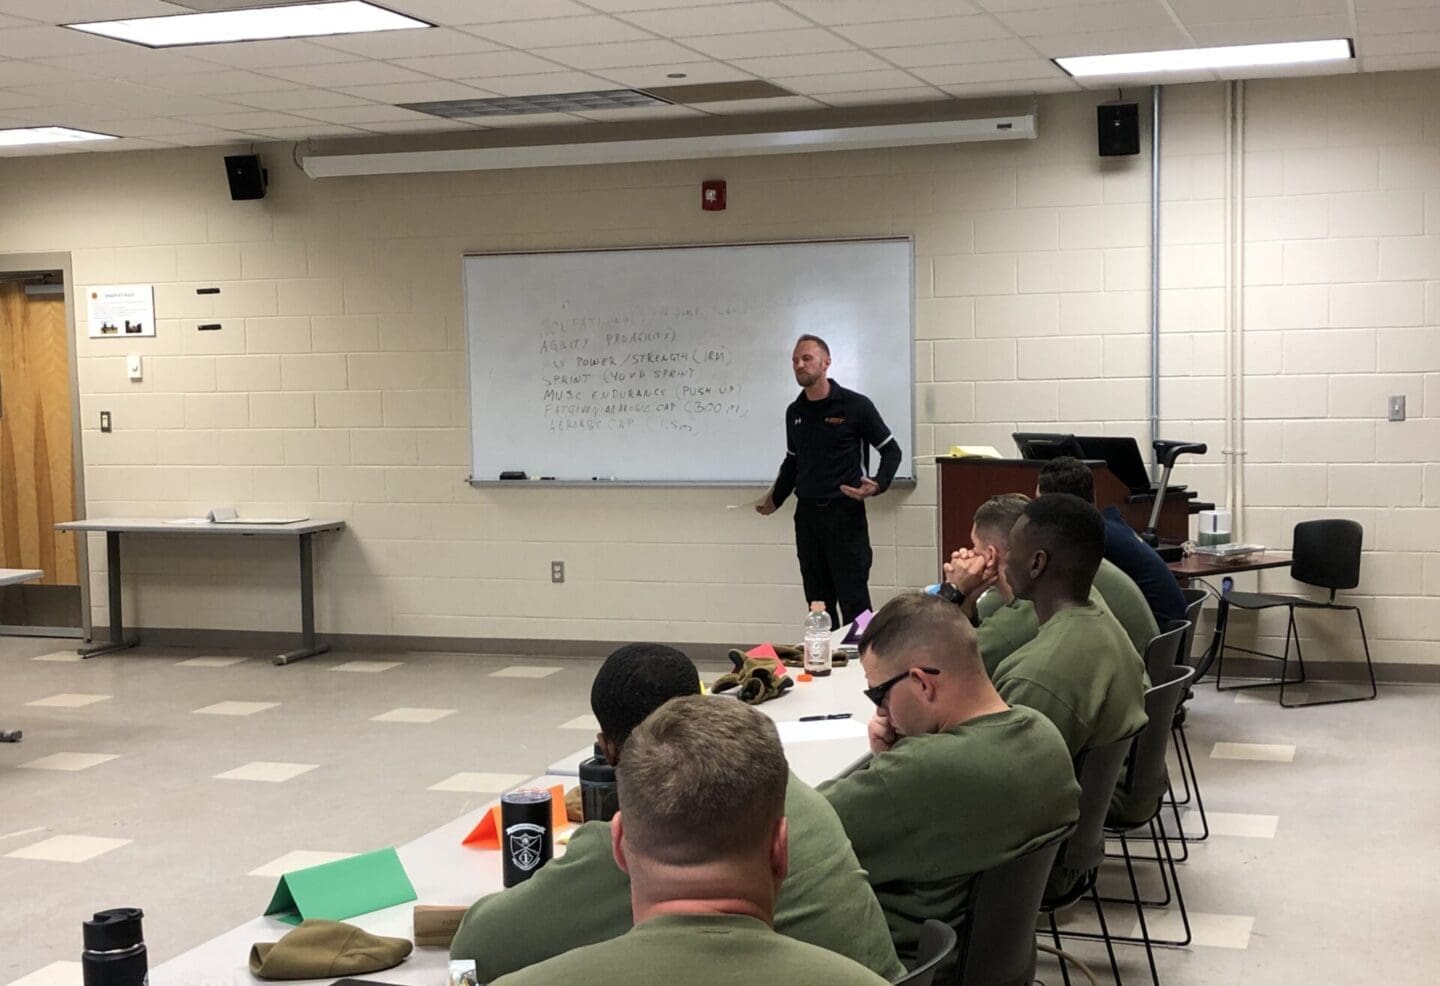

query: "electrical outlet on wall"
xmin=99 ymin=411 xmax=112 ymax=433
xmin=551 ymin=561 xmax=565 ymax=584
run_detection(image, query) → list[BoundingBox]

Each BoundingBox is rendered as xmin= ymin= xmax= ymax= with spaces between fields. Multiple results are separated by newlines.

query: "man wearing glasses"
xmin=818 ymin=593 xmax=1078 ymax=975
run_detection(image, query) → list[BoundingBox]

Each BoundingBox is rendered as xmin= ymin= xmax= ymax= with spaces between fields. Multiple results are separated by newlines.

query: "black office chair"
xmin=1165 ymin=593 xmax=1211 ymax=853
xmin=893 ymin=919 xmax=959 ymax=986
xmin=1039 ymin=734 xmax=1135 ymax=986
xmin=1071 ymin=666 xmax=1197 ymax=986
xmin=1141 ymin=620 xmax=1187 ymax=685
xmin=1214 ymin=519 xmax=1377 ymax=708
xmin=956 ymin=834 xmax=1067 ymax=986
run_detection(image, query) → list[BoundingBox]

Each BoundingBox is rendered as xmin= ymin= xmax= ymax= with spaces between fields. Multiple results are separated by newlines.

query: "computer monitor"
xmin=1075 ymin=436 xmax=1152 ymax=493
xmin=1012 ymin=432 xmax=1085 ymax=461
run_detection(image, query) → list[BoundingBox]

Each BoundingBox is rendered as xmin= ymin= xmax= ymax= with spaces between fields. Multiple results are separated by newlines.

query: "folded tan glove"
xmin=713 ymin=652 xmax=794 ymax=705
xmin=249 ymin=919 xmax=412 ymax=980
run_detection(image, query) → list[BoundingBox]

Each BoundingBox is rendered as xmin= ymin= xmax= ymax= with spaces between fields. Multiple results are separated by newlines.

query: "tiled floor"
xmin=2 ymin=635 xmax=1438 ymax=986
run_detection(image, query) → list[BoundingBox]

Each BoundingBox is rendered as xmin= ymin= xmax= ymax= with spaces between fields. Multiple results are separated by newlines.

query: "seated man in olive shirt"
xmin=452 ymin=643 xmax=902 ymax=982
xmin=993 ymin=494 xmax=1149 ymax=759
xmin=493 ymin=697 xmax=890 ymax=986
xmin=819 ymin=593 xmax=1079 ymax=975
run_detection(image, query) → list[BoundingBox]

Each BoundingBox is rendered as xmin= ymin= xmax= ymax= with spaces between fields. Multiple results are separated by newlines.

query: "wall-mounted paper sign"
xmin=87 ymin=284 xmax=155 ymax=339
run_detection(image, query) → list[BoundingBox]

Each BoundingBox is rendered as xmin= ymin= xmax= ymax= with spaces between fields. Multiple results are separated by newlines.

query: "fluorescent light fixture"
xmin=66 ymin=1 xmax=430 ymax=48
xmin=1057 ymin=39 xmax=1353 ymax=77
xmin=302 ymin=115 xmax=1036 ymax=178
xmin=0 ymin=126 xmax=116 ymax=147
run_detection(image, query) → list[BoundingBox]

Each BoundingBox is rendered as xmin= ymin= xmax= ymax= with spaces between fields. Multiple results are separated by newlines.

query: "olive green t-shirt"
xmin=1091 ymin=558 xmax=1160 ymax=658
xmin=818 ymin=707 xmax=1079 ymax=971
xmin=992 ymin=602 xmax=1149 ymax=759
xmin=490 ymin=913 xmax=890 ymax=986
xmin=451 ymin=772 xmax=903 ymax=982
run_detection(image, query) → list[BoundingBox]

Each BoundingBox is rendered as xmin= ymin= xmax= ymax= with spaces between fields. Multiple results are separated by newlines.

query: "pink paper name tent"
xmin=263 ymin=848 xmax=416 ymax=925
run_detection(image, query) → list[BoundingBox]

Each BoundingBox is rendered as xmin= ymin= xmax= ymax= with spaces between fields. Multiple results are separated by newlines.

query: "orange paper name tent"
xmin=745 ymin=643 xmax=787 ymax=675
xmin=463 ymin=784 xmax=569 ymax=848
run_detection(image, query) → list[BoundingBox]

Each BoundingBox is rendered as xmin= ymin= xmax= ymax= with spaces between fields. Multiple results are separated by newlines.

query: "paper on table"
xmin=213 ymin=516 xmax=307 ymax=525
xmin=775 ymin=718 xmax=869 ymax=743
xmin=162 ymin=517 xmax=212 ymax=526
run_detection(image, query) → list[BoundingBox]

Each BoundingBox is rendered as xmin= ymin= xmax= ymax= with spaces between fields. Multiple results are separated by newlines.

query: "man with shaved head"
xmin=819 ymin=592 xmax=1078 ymax=975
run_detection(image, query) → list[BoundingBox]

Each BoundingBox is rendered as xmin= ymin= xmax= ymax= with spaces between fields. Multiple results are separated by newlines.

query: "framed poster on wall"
xmin=87 ymin=284 xmax=155 ymax=338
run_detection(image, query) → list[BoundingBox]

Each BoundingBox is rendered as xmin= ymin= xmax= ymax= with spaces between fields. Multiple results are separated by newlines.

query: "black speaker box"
xmin=224 ymin=154 xmax=268 ymax=200
xmin=1097 ymin=102 xmax=1140 ymax=157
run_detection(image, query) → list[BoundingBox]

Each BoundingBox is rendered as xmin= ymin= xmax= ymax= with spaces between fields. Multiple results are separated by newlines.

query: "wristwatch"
xmin=936 ymin=582 xmax=967 ymax=607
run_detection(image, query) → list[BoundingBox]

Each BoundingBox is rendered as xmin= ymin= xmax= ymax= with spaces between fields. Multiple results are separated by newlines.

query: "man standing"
xmin=757 ymin=335 xmax=902 ymax=627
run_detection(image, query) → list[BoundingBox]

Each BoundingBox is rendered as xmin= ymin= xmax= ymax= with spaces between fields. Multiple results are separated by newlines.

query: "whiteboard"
xmin=463 ymin=239 xmax=914 ymax=485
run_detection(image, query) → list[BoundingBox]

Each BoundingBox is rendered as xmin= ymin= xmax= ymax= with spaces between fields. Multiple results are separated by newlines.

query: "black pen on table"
xmin=799 ymin=713 xmax=853 ymax=722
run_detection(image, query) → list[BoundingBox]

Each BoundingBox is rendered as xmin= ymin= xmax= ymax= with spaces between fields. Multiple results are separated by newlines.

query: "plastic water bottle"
xmin=804 ymin=601 xmax=832 ymax=677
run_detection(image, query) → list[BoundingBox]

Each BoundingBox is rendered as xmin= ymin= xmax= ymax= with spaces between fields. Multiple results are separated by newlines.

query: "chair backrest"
xmin=955 ymin=836 xmax=1066 ymax=986
xmin=1142 ymin=619 xmax=1188 ymax=683
xmin=1180 ymin=586 xmax=1207 ymax=606
xmin=893 ymin=919 xmax=959 ymax=986
xmin=1116 ymin=665 xmax=1197 ymax=818
xmin=1178 ymin=596 xmax=1205 ymax=668
xmin=1059 ymin=735 xmax=1133 ymax=876
xmin=1291 ymin=519 xmax=1363 ymax=591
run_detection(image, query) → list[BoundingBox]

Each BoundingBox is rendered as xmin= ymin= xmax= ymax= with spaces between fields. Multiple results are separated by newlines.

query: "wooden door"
xmin=0 ymin=281 xmax=77 ymax=585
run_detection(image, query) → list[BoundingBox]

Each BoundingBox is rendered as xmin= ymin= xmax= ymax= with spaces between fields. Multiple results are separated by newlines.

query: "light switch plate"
xmin=1388 ymin=395 xmax=1406 ymax=422
xmin=126 ymin=354 xmax=143 ymax=381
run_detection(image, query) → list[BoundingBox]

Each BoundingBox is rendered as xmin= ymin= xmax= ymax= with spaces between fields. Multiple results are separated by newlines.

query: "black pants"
xmin=794 ymin=497 xmax=873 ymax=629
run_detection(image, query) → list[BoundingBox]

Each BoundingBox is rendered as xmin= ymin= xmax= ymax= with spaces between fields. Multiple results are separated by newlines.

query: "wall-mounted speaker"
xmin=1097 ymin=102 xmax=1140 ymax=157
xmin=224 ymin=154 xmax=268 ymax=200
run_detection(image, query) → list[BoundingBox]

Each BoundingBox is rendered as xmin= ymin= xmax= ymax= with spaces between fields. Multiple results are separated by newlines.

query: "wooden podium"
xmin=936 ymin=458 xmax=1192 ymax=567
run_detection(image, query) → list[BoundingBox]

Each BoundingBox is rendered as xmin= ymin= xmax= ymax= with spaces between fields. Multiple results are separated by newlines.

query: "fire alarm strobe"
xmin=701 ymin=179 xmax=726 ymax=211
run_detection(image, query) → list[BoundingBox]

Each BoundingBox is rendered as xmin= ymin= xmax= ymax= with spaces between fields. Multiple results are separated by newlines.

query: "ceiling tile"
xmin=913 ymin=58 xmax=1064 ymax=86
xmin=299 ymin=104 xmax=439 ymax=125
xmin=391 ymin=50 xmax=566 ymax=78
xmin=178 ymin=110 xmax=317 ymax=130
xmin=246 ymin=124 xmax=372 ymax=140
xmin=229 ymin=88 xmax=375 ymax=111
xmin=816 ymin=86 xmax=949 ymax=106
xmin=471 ymin=15 xmax=657 ymax=48
xmin=145 ymin=70 xmax=298 ymax=95
xmin=0 ymin=14 xmax=36 ymax=28
xmin=678 ymin=28 xmax=855 ymax=59
xmin=568 ymin=103 xmax=707 ymax=121
xmin=95 ymin=116 xmax=202 ymax=137
xmin=832 ymin=15 xmax=1019 ymax=48
xmin=312 ymin=27 xmax=504 ymax=59
xmin=1186 ymin=15 xmax=1355 ymax=45
xmin=186 ymin=40 xmax=362 ymax=70
xmin=775 ymin=68 xmax=920 ymax=94
xmin=693 ymin=94 xmax=825 ymax=113
xmin=394 ymin=0 xmax=590 ymax=23
xmin=941 ymin=77 xmax=1081 ymax=96
xmin=1027 ymin=25 xmax=1196 ymax=58
xmin=994 ymin=1 xmax=1178 ymax=36
xmin=619 ymin=2 xmax=811 ymax=36
xmin=139 ymin=129 xmax=252 ymax=146
xmin=1167 ymin=0 xmax=1346 ymax=22
xmin=885 ymin=38 xmax=1043 ymax=67
xmin=539 ymin=39 xmax=703 ymax=69
xmin=1361 ymin=51 xmax=1440 ymax=70
xmin=781 ymin=0 xmax=982 ymax=24
xmin=37 ymin=48 xmax=225 ymax=78
xmin=340 ymin=80 xmax=498 ymax=103
xmin=1359 ymin=31 xmax=1440 ymax=56
xmin=0 ymin=0 xmax=182 ymax=19
xmin=0 ymin=25 xmax=121 ymax=58
xmin=463 ymin=110 xmax=587 ymax=126
xmin=730 ymin=49 xmax=890 ymax=77
xmin=455 ymin=70 xmax=613 ymax=96
xmin=353 ymin=117 xmax=477 ymax=134
xmin=580 ymin=0 xmax=746 ymax=10
xmin=0 ymin=86 xmax=48 ymax=109
xmin=595 ymin=60 xmax=757 ymax=88
xmin=1360 ymin=6 xmax=1440 ymax=32
xmin=262 ymin=61 xmax=437 ymax=88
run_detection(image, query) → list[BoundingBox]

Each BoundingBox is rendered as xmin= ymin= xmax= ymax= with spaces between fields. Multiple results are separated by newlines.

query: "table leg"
xmin=79 ymin=531 xmax=141 ymax=658
xmin=275 ymin=532 xmax=329 ymax=666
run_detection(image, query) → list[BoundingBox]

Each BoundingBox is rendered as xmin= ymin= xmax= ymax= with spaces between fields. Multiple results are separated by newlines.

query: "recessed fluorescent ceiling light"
xmin=0 ymin=126 xmax=115 ymax=147
xmin=65 ymin=1 xmax=430 ymax=48
xmin=1056 ymin=38 xmax=1353 ymax=77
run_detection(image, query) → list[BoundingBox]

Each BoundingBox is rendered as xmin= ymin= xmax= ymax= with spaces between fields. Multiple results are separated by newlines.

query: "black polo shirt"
xmin=771 ymin=380 xmax=901 ymax=504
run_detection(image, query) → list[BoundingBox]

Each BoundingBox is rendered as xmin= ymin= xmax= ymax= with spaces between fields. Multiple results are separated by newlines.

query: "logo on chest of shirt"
xmin=824 ymin=416 xmax=846 ymax=425
xmin=793 ymin=417 xmax=802 ymax=425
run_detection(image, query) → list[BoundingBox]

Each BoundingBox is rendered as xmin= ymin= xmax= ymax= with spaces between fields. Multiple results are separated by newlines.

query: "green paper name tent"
xmin=264 ymin=848 xmax=416 ymax=925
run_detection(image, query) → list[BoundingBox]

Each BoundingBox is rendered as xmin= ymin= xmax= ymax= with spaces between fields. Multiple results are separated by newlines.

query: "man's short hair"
xmin=857 ymin=591 xmax=982 ymax=677
xmin=973 ymin=493 xmax=1030 ymax=545
xmin=795 ymin=333 xmax=830 ymax=356
xmin=590 ymin=643 xmax=700 ymax=748
xmin=1036 ymin=456 xmax=1094 ymax=502
xmin=617 ymin=695 xmax=788 ymax=865
xmin=1022 ymin=494 xmax=1105 ymax=591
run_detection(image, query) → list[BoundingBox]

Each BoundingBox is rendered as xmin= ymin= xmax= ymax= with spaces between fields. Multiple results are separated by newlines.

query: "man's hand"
xmin=754 ymin=494 xmax=777 ymax=516
xmin=839 ymin=477 xmax=880 ymax=500
xmin=867 ymin=708 xmax=898 ymax=755
xmin=943 ymin=548 xmax=996 ymax=596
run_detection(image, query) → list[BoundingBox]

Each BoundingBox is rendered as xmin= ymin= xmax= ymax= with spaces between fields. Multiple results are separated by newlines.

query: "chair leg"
xmin=1215 ymin=605 xmax=1306 ymax=696
xmin=1167 ymin=727 xmax=1192 ymax=806
xmin=1119 ymin=833 xmax=1161 ymax=986
xmin=1277 ymin=606 xmax=1379 ymax=708
xmin=1090 ymin=882 xmax=1124 ymax=986
xmin=1175 ymin=726 xmax=1209 ymax=842
xmin=1165 ymin=788 xmax=1190 ymax=863
xmin=1154 ymin=818 xmax=1192 ymax=948
xmin=1049 ymin=911 xmax=1074 ymax=986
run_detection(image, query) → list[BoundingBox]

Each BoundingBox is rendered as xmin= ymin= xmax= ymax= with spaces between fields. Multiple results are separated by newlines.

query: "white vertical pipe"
xmin=1149 ymin=85 xmax=1162 ymax=474
xmin=1233 ymin=80 xmax=1246 ymax=540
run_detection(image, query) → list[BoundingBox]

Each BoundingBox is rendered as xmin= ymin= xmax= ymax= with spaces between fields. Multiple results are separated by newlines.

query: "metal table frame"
xmin=54 ymin=519 xmax=345 ymax=666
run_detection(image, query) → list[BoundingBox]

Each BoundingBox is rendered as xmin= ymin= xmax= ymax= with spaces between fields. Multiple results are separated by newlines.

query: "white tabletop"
xmin=152 ymin=775 xmax=573 ymax=986
xmin=0 ymin=569 xmax=43 ymax=587
xmin=56 ymin=518 xmax=346 ymax=537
